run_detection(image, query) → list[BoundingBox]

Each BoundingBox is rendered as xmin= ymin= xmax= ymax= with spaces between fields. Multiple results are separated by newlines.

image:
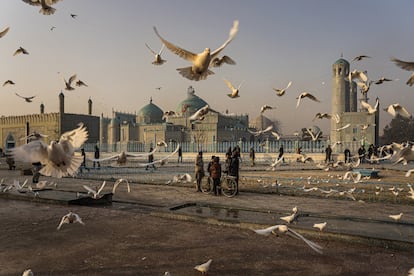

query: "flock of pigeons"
xmin=1 ymin=1 xmax=83 ymax=104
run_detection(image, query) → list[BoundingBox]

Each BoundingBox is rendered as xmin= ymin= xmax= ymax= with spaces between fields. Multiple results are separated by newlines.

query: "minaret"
xmin=59 ymin=91 xmax=64 ymax=114
xmin=88 ymin=98 xmax=92 ymax=115
xmin=330 ymin=58 xmax=350 ymax=145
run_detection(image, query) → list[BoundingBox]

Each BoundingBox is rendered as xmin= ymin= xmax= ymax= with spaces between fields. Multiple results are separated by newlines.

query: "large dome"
xmin=176 ymin=86 xmax=208 ymax=115
xmin=137 ymin=99 xmax=163 ymax=124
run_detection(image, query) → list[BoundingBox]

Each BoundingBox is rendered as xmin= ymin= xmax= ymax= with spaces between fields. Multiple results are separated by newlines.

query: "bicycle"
xmin=201 ymin=175 xmax=238 ymax=197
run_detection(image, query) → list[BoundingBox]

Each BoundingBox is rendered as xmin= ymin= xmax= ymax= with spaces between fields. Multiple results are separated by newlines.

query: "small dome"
xmin=176 ymin=86 xmax=208 ymax=114
xmin=333 ymin=58 xmax=349 ymax=67
xmin=252 ymin=114 xmax=273 ymax=130
xmin=137 ymin=99 xmax=163 ymax=124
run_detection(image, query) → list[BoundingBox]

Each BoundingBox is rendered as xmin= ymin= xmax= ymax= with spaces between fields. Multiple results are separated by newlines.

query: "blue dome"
xmin=137 ymin=100 xmax=163 ymax=124
xmin=333 ymin=58 xmax=349 ymax=66
xmin=176 ymin=86 xmax=208 ymax=114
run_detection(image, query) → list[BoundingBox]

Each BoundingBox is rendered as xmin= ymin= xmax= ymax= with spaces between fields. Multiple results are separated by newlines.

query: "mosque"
xmin=0 ymin=86 xmax=277 ymax=152
xmin=99 ymin=86 xmax=261 ymax=151
xmin=0 ymin=58 xmax=377 ymax=154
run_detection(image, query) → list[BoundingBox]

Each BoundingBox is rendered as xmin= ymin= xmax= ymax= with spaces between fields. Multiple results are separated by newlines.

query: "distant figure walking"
xmin=178 ymin=146 xmax=182 ymax=163
xmin=344 ymin=148 xmax=351 ymax=163
xmin=249 ymin=147 xmax=255 ymax=166
xmin=93 ymin=145 xmax=101 ymax=168
xmin=278 ymin=144 xmax=284 ymax=161
xmin=195 ymin=151 xmax=204 ymax=192
xmin=325 ymin=145 xmax=332 ymax=163
xmin=358 ymin=145 xmax=366 ymax=163
xmin=146 ymin=147 xmax=156 ymax=170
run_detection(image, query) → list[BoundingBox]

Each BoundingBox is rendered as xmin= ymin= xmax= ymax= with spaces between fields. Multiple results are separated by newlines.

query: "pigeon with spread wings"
xmin=153 ymin=20 xmax=239 ymax=81
xmin=391 ymin=57 xmax=414 ymax=86
xmin=15 ymin=93 xmax=35 ymax=103
xmin=22 ymin=0 xmax=62 ymax=15
xmin=384 ymin=103 xmax=411 ymax=118
xmin=11 ymin=123 xmax=88 ymax=178
xmin=296 ymin=92 xmax=320 ymax=108
xmin=145 ymin=43 xmax=167 ymax=65
xmin=273 ymin=81 xmax=292 ymax=97
xmin=223 ymin=79 xmax=243 ymax=98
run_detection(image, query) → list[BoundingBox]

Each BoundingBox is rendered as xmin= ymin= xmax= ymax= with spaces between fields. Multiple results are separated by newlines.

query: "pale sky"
xmin=1 ymin=0 xmax=413 ymax=136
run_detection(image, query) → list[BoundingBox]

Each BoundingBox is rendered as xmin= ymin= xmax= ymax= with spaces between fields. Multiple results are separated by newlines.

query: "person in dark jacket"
xmin=209 ymin=156 xmax=222 ymax=196
xmin=194 ymin=151 xmax=204 ymax=192
xmin=93 ymin=145 xmax=101 ymax=169
xmin=229 ymin=150 xmax=240 ymax=194
xmin=146 ymin=147 xmax=156 ymax=170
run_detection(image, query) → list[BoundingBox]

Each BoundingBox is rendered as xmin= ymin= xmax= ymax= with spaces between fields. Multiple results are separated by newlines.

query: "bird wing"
xmin=211 ymin=20 xmax=239 ymax=58
xmin=10 ymin=140 xmax=48 ymax=164
xmin=153 ymin=27 xmax=196 ymax=62
xmin=0 ymin=26 xmax=10 ymax=38
xmin=138 ymin=144 xmax=180 ymax=166
xmin=112 ymin=178 xmax=130 ymax=193
xmin=223 ymin=78 xmax=235 ymax=90
xmin=391 ymin=57 xmax=414 ymax=71
xmin=73 ymin=213 xmax=85 ymax=225
xmin=262 ymin=125 xmax=274 ymax=133
xmin=97 ymin=181 xmax=106 ymax=195
xmin=395 ymin=104 xmax=411 ymax=118
xmin=360 ymin=100 xmax=373 ymax=112
xmin=304 ymin=93 xmax=320 ymax=102
xmin=125 ymin=146 xmax=158 ymax=157
xmin=88 ymin=153 xmax=120 ymax=162
xmin=68 ymin=74 xmax=77 ymax=85
xmin=287 ymin=228 xmax=323 ymax=254
xmin=83 ymin=184 xmax=97 ymax=196
xmin=59 ymin=123 xmax=88 ymax=150
xmin=57 ymin=214 xmax=68 ymax=230
xmin=296 ymin=95 xmax=303 ymax=108
xmin=271 ymin=131 xmax=280 ymax=140
xmin=145 ymin=43 xmax=157 ymax=55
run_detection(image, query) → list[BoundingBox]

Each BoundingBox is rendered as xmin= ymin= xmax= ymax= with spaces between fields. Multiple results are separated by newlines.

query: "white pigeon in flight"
xmin=248 ymin=125 xmax=273 ymax=136
xmin=11 ymin=123 xmax=88 ymax=178
xmin=145 ymin=43 xmax=166 ymax=65
xmin=83 ymin=181 xmax=106 ymax=199
xmin=384 ymin=103 xmax=411 ymax=118
xmin=260 ymin=104 xmax=275 ymax=113
xmin=335 ymin=123 xmax=351 ymax=132
xmin=391 ymin=57 xmax=414 ymax=86
xmin=360 ymin=98 xmax=379 ymax=114
xmin=223 ymin=78 xmax=243 ymax=98
xmin=64 ymin=74 xmax=77 ymax=91
xmin=153 ymin=20 xmax=239 ymax=81
xmin=22 ymin=0 xmax=62 ymax=15
xmin=189 ymin=104 xmax=211 ymax=121
xmin=253 ymin=224 xmax=323 ymax=254
xmin=22 ymin=269 xmax=34 ymax=276
xmin=210 ymin=55 xmax=236 ymax=67
xmin=57 ymin=211 xmax=85 ymax=230
xmin=273 ymin=81 xmax=292 ymax=97
xmin=296 ymin=92 xmax=320 ymax=108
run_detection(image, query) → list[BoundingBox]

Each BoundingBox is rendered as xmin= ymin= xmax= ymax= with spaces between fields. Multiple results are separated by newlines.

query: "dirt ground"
xmin=1 ymin=199 xmax=413 ymax=276
xmin=1 ymin=161 xmax=414 ymax=275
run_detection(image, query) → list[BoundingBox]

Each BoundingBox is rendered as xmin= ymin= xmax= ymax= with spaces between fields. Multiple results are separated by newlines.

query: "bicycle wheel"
xmin=201 ymin=176 xmax=212 ymax=194
xmin=221 ymin=177 xmax=237 ymax=197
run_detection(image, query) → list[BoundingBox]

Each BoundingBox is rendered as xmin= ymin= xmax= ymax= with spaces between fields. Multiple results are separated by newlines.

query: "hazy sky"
xmin=1 ymin=0 xmax=413 ymax=136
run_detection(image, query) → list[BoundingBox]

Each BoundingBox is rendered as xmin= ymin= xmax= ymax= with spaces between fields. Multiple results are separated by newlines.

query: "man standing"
xmin=325 ymin=145 xmax=332 ymax=163
xmin=278 ymin=144 xmax=284 ymax=161
xmin=209 ymin=156 xmax=222 ymax=196
xmin=93 ymin=145 xmax=101 ymax=169
xmin=178 ymin=146 xmax=182 ymax=163
xmin=146 ymin=147 xmax=156 ymax=170
xmin=249 ymin=147 xmax=255 ymax=166
xmin=195 ymin=151 xmax=204 ymax=192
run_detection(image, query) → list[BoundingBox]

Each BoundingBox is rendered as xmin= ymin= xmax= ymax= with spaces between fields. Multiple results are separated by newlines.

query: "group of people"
xmin=194 ymin=146 xmax=241 ymax=196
